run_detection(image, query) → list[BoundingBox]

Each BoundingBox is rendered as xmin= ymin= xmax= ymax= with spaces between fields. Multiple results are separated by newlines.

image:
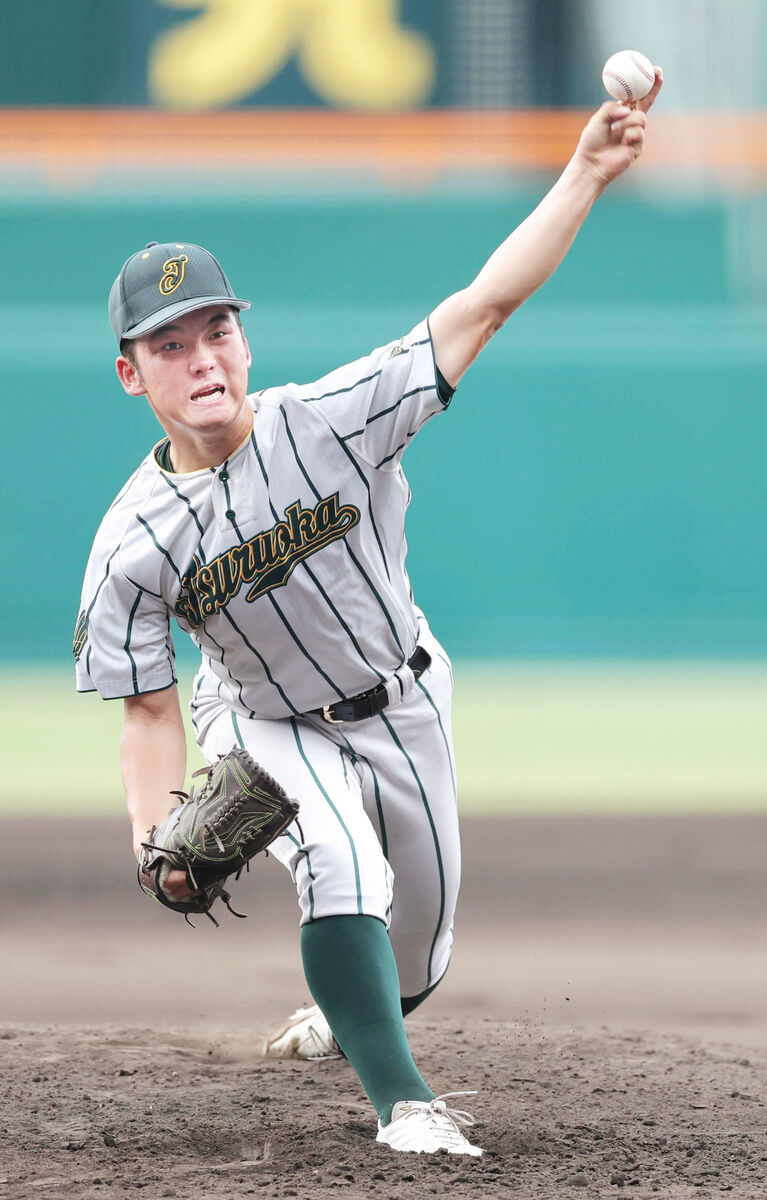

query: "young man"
xmin=74 ymin=76 xmax=661 ymax=1157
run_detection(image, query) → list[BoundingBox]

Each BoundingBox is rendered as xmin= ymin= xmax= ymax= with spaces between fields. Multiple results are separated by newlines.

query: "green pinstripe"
xmin=337 ymin=730 xmax=389 ymax=861
xmin=338 ymin=747 xmax=349 ymax=787
xmin=416 ymin=678 xmax=457 ymax=805
xmin=123 ymin=588 xmax=143 ymax=694
xmin=278 ymin=404 xmax=406 ymax=655
xmin=284 ymin=829 xmax=316 ymax=921
xmin=380 ymin=711 xmax=445 ymax=987
xmin=230 ymin=711 xmax=316 ymax=917
xmin=249 ymin=430 xmax=380 ymax=691
xmin=290 ymin=718 xmax=363 ymax=915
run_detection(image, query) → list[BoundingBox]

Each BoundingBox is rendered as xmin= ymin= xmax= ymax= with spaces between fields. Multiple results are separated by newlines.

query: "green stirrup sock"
xmin=300 ymin=915 xmax=434 ymax=1125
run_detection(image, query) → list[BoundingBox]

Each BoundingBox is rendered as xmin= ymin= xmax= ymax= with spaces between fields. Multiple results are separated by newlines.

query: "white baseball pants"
xmin=192 ymin=622 xmax=460 ymax=997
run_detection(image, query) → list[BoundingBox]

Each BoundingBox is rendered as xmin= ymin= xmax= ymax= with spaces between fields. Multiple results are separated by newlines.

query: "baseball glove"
xmin=137 ymin=747 xmax=299 ymax=925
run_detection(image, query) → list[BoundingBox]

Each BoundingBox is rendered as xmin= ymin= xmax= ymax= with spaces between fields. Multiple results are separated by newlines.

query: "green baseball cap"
xmin=109 ymin=241 xmax=251 ymax=343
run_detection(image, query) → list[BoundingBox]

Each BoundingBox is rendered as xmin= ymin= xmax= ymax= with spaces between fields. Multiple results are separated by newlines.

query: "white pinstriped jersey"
xmin=74 ymin=319 xmax=451 ymax=718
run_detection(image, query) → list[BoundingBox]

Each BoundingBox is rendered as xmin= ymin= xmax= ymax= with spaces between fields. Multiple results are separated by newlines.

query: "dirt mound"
xmin=2 ymin=1020 xmax=765 ymax=1199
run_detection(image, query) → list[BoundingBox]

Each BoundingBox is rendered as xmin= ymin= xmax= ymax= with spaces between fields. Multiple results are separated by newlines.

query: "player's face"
xmin=116 ymin=305 xmax=253 ymax=450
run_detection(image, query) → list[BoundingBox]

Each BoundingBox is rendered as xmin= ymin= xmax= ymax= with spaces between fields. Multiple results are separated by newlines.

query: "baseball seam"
xmin=604 ymin=70 xmax=634 ymax=102
xmin=629 ymin=53 xmax=654 ymax=83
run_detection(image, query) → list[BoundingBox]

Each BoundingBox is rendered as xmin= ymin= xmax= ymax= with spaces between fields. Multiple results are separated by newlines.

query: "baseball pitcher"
xmin=74 ymin=75 xmax=662 ymax=1156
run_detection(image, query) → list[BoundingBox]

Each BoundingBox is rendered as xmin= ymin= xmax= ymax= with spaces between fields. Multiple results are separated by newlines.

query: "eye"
xmin=160 ymin=341 xmax=182 ymax=352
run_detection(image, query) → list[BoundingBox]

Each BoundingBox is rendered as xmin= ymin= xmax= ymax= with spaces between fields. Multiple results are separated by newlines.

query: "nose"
xmin=188 ymin=337 xmax=216 ymax=375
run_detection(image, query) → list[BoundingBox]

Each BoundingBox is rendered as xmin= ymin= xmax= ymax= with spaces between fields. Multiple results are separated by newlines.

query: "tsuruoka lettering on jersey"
xmin=175 ymin=493 xmax=360 ymax=628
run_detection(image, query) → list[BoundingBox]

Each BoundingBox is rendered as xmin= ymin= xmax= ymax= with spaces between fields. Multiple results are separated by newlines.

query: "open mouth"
xmin=191 ymin=384 xmax=225 ymax=404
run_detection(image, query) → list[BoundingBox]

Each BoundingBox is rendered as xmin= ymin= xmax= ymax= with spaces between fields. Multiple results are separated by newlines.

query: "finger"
xmin=621 ymin=126 xmax=645 ymax=151
xmin=637 ymin=65 xmax=663 ymax=113
xmin=610 ymin=110 xmax=647 ymax=135
xmin=604 ymin=102 xmax=631 ymax=124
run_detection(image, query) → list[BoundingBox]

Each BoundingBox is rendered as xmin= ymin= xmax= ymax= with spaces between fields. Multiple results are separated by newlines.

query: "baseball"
xmin=602 ymin=50 xmax=655 ymax=103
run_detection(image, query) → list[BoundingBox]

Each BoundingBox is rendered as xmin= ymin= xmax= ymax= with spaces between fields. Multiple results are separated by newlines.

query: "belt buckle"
xmin=321 ymin=704 xmax=344 ymax=725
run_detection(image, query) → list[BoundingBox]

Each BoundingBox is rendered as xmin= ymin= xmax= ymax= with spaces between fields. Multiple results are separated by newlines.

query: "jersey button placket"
xmin=217 ymin=465 xmax=238 ymax=526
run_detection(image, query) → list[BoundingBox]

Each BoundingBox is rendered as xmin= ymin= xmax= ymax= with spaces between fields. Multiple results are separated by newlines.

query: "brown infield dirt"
xmin=1 ymin=813 xmax=767 ymax=1200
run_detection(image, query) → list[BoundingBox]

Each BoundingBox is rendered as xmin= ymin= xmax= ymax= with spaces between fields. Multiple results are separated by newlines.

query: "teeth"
xmin=193 ymin=386 xmax=223 ymax=400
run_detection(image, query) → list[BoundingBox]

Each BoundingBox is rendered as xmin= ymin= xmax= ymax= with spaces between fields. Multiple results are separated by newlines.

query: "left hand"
xmin=573 ymin=65 xmax=663 ymax=186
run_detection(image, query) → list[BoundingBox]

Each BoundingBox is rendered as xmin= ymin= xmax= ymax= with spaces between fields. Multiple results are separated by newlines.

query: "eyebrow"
xmin=148 ymin=311 xmax=231 ymax=341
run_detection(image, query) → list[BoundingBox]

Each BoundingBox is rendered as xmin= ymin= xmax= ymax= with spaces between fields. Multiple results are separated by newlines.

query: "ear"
xmin=116 ymin=354 xmax=147 ymax=397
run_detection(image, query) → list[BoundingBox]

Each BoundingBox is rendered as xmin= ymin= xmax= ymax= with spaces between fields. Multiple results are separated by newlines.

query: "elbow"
xmin=123 ymin=686 xmax=182 ymax=730
xmin=486 ymin=309 xmax=508 ymax=338
xmin=463 ymin=287 xmax=519 ymax=342
xmin=475 ymin=304 xmax=513 ymax=349
xmin=484 ymin=295 xmax=524 ymax=335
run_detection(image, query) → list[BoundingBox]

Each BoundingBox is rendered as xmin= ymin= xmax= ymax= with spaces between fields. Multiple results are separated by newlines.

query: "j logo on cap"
xmin=159 ymin=255 xmax=189 ymax=295
xmin=109 ymin=240 xmax=251 ymax=343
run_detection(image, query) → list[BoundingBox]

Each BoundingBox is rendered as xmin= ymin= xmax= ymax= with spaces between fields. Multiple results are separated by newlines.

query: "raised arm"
xmin=429 ymin=68 xmax=663 ymax=387
xmin=122 ymin=685 xmax=187 ymax=859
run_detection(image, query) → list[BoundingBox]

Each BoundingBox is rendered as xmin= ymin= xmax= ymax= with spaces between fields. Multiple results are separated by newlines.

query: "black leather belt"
xmin=312 ymin=646 xmax=431 ymax=724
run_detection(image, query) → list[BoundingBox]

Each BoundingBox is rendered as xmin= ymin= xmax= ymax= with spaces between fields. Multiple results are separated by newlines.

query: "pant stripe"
xmin=284 ymin=829 xmax=317 ymax=921
xmin=190 ymin=671 xmax=205 ymax=739
xmin=337 ymin=746 xmax=349 ymax=786
xmin=416 ymin=678 xmax=458 ymax=804
xmin=231 ymin=711 xmax=318 ymax=918
xmin=338 ymin=730 xmax=390 ymax=861
xmin=379 ymin=711 xmax=445 ymax=987
xmin=290 ymin=718 xmax=364 ymax=916
xmin=436 ymin=649 xmax=454 ymax=686
xmin=336 ymin=747 xmax=389 ymax=903
xmin=370 ymin=767 xmax=389 ymax=860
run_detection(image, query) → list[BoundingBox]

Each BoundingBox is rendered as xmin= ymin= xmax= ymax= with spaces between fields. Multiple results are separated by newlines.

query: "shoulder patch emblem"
xmin=73 ymin=610 xmax=88 ymax=662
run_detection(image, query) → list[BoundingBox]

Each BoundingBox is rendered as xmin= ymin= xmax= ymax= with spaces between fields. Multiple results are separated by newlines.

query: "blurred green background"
xmin=2 ymin=0 xmax=765 ymax=816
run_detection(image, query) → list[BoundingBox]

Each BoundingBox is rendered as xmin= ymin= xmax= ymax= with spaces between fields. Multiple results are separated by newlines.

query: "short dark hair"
xmin=120 ymin=337 xmax=137 ymax=366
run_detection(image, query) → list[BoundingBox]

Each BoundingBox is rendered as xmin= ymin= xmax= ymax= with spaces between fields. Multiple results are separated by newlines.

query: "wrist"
xmin=133 ymin=826 xmax=152 ymax=860
xmin=561 ymin=153 xmax=611 ymax=199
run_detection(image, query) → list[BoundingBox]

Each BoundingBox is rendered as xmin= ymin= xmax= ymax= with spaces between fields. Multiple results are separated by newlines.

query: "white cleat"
xmin=376 ymin=1092 xmax=483 ymax=1156
xmin=262 ymin=1003 xmax=342 ymax=1060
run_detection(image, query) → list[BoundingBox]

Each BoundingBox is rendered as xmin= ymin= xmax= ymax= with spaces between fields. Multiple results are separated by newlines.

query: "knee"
xmin=291 ymin=840 xmax=394 ymax=926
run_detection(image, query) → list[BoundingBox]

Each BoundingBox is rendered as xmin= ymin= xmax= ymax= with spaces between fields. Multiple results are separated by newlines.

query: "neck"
xmin=166 ymin=412 xmax=254 ymax=473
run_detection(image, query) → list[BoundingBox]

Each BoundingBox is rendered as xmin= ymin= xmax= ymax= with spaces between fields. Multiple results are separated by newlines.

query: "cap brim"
xmin=121 ymin=295 xmax=251 ymax=340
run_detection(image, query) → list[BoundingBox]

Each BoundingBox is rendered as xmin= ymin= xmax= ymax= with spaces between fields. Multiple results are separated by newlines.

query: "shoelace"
xmin=428 ymin=1091 xmax=478 ymax=1128
xmin=399 ymin=1091 xmax=478 ymax=1146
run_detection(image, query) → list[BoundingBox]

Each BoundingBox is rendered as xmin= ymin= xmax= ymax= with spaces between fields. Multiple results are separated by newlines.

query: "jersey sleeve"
xmin=301 ymin=318 xmax=451 ymax=469
xmin=74 ymin=544 xmax=176 ymax=700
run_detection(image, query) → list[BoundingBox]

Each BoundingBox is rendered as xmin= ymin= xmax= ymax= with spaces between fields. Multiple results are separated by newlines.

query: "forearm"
xmin=468 ymin=159 xmax=605 ymax=325
xmin=429 ymin=159 xmax=604 ymax=383
xmin=121 ymin=702 xmax=187 ymax=858
xmin=429 ymin=86 xmax=659 ymax=385
xmin=432 ymin=158 xmax=604 ymax=379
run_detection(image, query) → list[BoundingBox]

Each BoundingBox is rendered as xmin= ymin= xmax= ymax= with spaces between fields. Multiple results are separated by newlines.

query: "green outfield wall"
xmin=3 ymin=189 xmax=766 ymax=663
